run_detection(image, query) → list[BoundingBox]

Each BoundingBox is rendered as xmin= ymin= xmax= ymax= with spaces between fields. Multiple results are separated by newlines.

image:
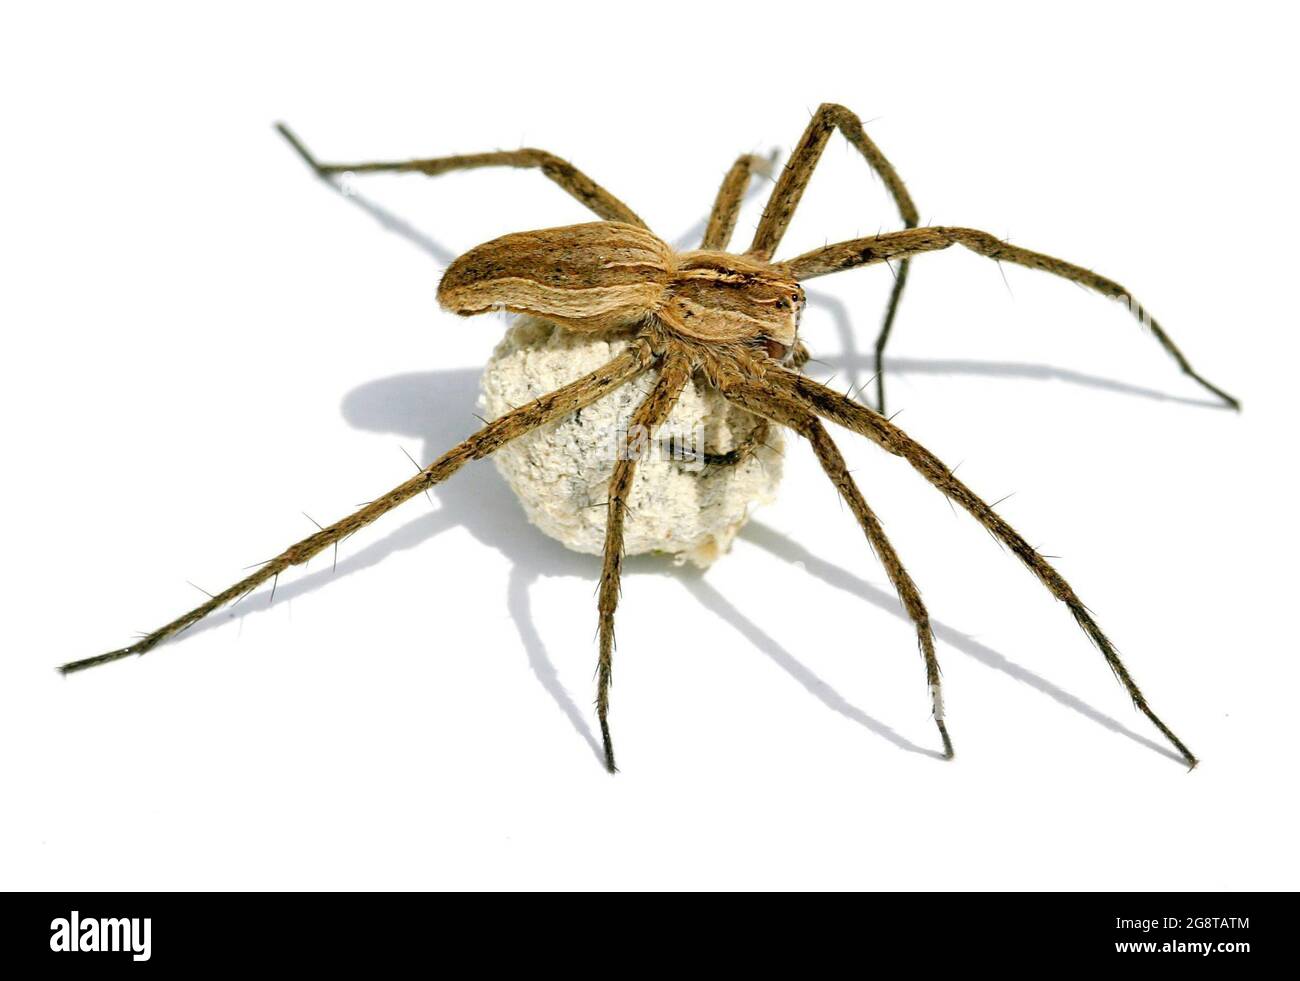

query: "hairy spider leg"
xmin=596 ymin=351 xmax=692 ymax=771
xmin=61 ymin=349 xmax=651 ymax=675
xmin=701 ymin=151 xmax=777 ymax=251
xmin=722 ymin=367 xmax=1197 ymax=768
xmin=795 ymin=408 xmax=951 ymax=758
xmin=275 ymin=123 xmax=646 ymax=227
xmin=783 ymin=226 xmax=1239 ymax=410
xmin=748 ymin=103 xmax=920 ymax=412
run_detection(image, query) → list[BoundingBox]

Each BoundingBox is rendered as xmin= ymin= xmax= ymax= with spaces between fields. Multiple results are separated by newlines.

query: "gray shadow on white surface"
xmin=803 ymin=290 xmax=1229 ymax=410
xmin=738 ymin=522 xmax=1183 ymax=763
xmin=674 ymin=570 xmax=943 ymax=758
xmin=301 ymin=168 xmax=459 ymax=266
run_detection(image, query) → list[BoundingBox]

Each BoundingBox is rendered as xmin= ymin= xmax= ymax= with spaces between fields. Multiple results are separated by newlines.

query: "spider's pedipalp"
xmin=61 ymin=347 xmax=651 ymax=676
xmin=783 ymin=226 xmax=1239 ymax=410
xmin=722 ymin=366 xmax=1196 ymax=768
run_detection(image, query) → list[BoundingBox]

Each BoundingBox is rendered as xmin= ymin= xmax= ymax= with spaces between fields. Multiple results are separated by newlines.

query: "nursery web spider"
xmin=64 ymin=104 xmax=1235 ymax=772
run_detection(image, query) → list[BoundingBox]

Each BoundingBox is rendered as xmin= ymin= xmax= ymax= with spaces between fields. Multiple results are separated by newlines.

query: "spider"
xmin=63 ymin=104 xmax=1235 ymax=772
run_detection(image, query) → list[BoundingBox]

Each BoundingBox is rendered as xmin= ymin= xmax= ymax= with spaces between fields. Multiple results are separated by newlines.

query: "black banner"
xmin=0 ymin=891 xmax=1282 ymax=972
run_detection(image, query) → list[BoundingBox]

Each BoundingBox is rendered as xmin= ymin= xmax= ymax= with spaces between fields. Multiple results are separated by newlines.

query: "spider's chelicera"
xmin=65 ymin=104 xmax=1237 ymax=772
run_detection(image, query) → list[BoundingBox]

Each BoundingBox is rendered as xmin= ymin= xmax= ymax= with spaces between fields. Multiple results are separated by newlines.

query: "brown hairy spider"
xmin=63 ymin=104 xmax=1236 ymax=772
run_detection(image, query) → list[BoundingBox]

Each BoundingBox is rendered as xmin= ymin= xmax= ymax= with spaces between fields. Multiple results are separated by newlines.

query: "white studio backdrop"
xmin=1 ymin=2 xmax=1295 ymax=890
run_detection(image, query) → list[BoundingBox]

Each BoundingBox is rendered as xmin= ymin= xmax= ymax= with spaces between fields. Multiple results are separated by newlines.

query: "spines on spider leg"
xmin=784 ymin=225 xmax=1239 ymax=410
xmin=804 ymin=418 xmax=952 ymax=758
xmin=593 ymin=349 xmax=692 ymax=773
xmin=702 ymin=151 xmax=777 ymax=252
xmin=274 ymin=123 xmax=647 ymax=227
xmin=749 ymin=103 xmax=918 ymax=260
xmin=596 ymin=457 xmax=633 ymax=774
xmin=744 ymin=394 xmax=955 ymax=760
xmin=1067 ymin=605 xmax=1198 ymax=770
xmin=62 ymin=347 xmax=651 ymax=676
xmin=753 ymin=368 xmax=1198 ymax=768
xmin=939 ymin=227 xmax=1240 ymax=411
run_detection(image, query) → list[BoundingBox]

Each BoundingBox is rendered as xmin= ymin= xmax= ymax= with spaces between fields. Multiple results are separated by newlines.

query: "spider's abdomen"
xmin=481 ymin=317 xmax=784 ymax=567
xmin=438 ymin=221 xmax=673 ymax=333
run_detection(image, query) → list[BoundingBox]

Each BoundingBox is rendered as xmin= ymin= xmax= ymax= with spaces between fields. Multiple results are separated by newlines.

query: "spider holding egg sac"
xmin=63 ymin=104 xmax=1236 ymax=772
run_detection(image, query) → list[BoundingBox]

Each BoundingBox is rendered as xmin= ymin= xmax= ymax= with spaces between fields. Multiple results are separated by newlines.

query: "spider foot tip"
xmin=937 ymin=722 xmax=955 ymax=761
xmin=57 ymin=655 xmax=97 ymax=676
xmin=599 ymin=729 xmax=618 ymax=774
xmin=274 ymin=122 xmax=325 ymax=175
xmin=58 ymin=642 xmax=144 ymax=676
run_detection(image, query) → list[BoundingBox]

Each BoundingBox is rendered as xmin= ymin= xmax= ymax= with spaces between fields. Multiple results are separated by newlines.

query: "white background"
xmin=2 ymin=3 xmax=1296 ymax=891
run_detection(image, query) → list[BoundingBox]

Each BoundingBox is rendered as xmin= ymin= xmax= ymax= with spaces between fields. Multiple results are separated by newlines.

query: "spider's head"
xmin=437 ymin=221 xmax=674 ymax=333
xmin=662 ymin=251 xmax=805 ymax=361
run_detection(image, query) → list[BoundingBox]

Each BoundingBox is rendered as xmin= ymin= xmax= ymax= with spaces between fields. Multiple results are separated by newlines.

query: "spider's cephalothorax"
xmin=68 ymin=105 xmax=1239 ymax=775
xmin=437 ymin=221 xmax=806 ymax=365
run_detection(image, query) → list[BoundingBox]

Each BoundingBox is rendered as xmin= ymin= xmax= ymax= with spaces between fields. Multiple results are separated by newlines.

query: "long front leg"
xmin=782 ymin=225 xmax=1238 ymax=408
xmin=747 ymin=103 xmax=920 ymax=412
xmin=63 ymin=346 xmax=651 ymax=675
xmin=276 ymin=124 xmax=646 ymax=227
xmin=596 ymin=350 xmax=692 ymax=772
xmin=749 ymin=103 xmax=918 ymax=259
xmin=727 ymin=367 xmax=1197 ymax=768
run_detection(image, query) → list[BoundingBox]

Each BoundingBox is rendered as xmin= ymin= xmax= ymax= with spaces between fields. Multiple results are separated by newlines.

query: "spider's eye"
xmin=755 ymin=283 xmax=804 ymax=360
